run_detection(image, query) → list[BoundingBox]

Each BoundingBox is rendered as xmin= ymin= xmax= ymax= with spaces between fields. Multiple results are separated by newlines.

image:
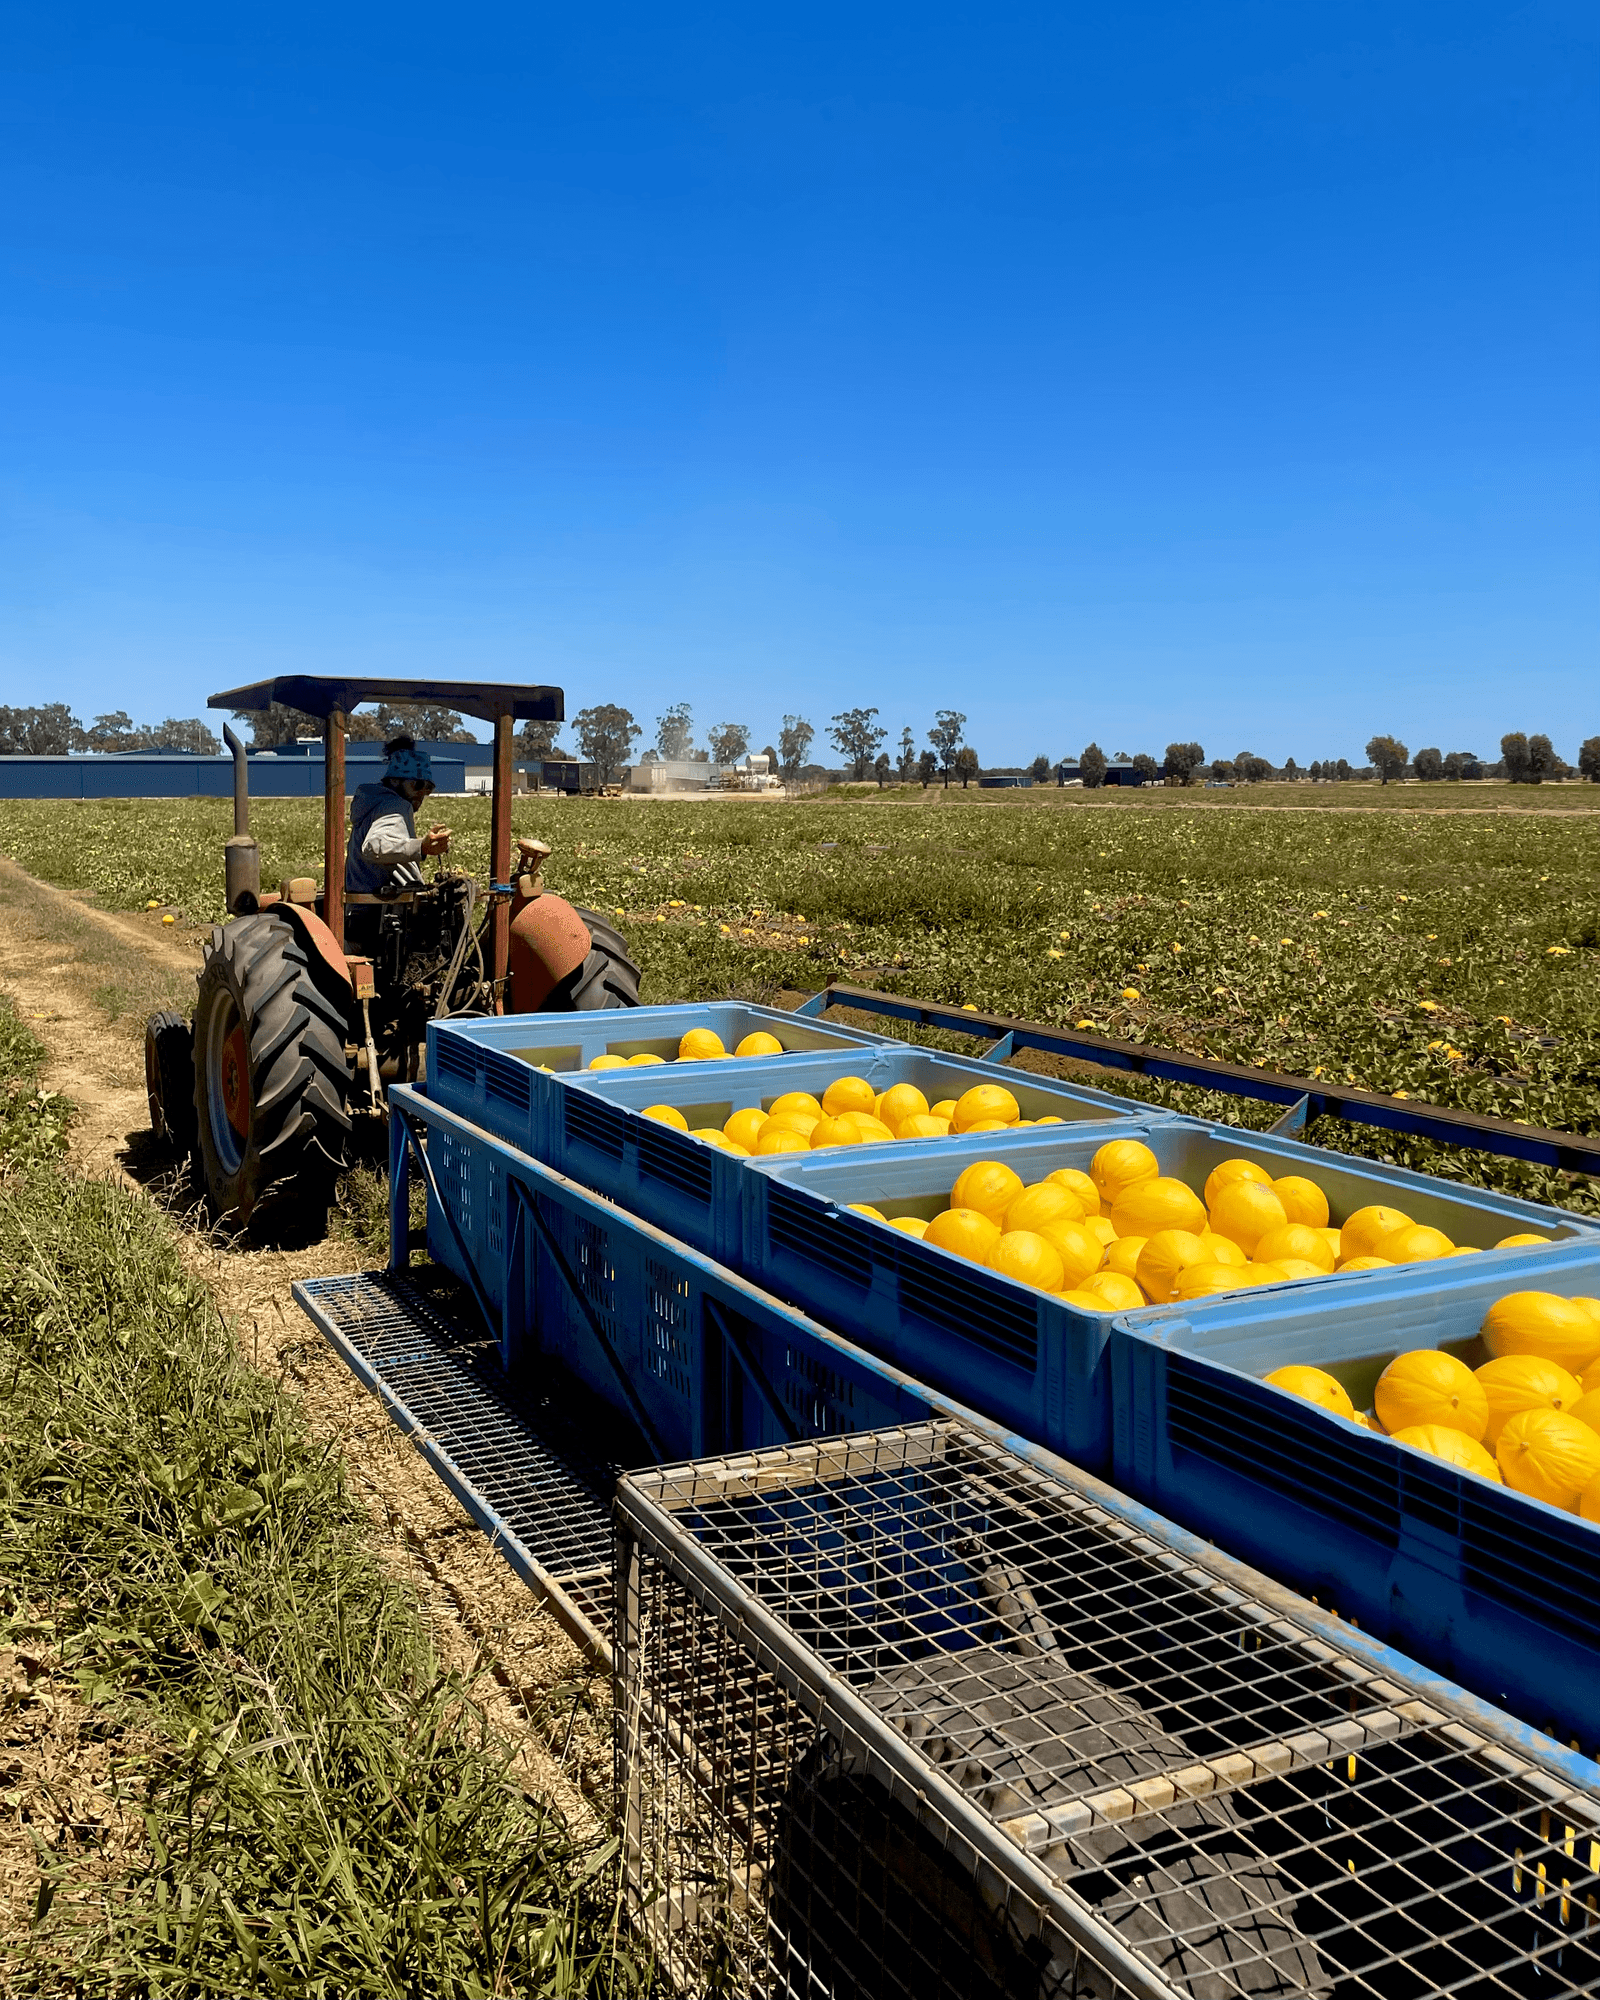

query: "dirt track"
xmin=0 ymin=859 xmax=608 ymax=1930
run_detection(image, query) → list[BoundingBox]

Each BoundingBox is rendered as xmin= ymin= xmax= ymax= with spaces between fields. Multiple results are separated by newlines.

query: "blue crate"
xmin=1110 ymin=1251 xmax=1600 ymax=1751
xmin=394 ymin=1084 xmax=942 ymax=1464
xmin=742 ymin=1117 xmax=1600 ymax=1476
xmin=439 ymin=1041 xmax=1155 ymax=1267
xmin=426 ymin=1003 xmax=889 ymax=1153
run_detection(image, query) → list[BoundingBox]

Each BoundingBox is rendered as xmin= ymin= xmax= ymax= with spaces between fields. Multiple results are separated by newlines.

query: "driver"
xmin=347 ymin=734 xmax=452 ymax=898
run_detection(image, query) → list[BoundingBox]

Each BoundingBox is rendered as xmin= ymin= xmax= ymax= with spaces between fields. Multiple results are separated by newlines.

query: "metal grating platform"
xmin=618 ymin=1422 xmax=1600 ymax=2000
xmin=295 ymin=1270 xmax=631 ymax=1661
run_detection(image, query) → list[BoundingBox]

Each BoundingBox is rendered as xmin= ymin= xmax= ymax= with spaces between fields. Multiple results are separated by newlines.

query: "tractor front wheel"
xmin=144 ymin=1010 xmax=197 ymax=1153
xmin=192 ymin=914 xmax=353 ymax=1226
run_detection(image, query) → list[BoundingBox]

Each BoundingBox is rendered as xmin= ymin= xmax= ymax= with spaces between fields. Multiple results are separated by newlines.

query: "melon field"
xmin=1 ymin=787 xmax=1596 ymax=1211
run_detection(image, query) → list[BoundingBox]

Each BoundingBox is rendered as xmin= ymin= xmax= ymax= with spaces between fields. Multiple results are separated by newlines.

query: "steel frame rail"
xmin=795 ymin=981 xmax=1600 ymax=1174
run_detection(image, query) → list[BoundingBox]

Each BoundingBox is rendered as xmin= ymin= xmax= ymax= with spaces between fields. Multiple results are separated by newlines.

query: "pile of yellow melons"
xmin=584 ymin=1026 xmax=789 ymax=1070
xmin=834 ymin=1137 xmax=1556 ymax=1312
xmin=637 ymin=1078 xmax=1065 ymax=1157
xmin=1266 ymin=1292 xmax=1600 ymax=1521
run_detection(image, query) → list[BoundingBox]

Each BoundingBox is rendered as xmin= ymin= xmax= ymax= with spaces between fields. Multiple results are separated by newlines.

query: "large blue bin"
xmin=426 ymin=1002 xmax=890 ymax=1157
xmin=538 ymin=1046 xmax=1155 ymax=1264
xmin=395 ymin=1083 xmax=940 ymax=1464
xmin=1110 ymin=1252 xmax=1600 ymax=1753
xmin=741 ymin=1117 xmax=1600 ymax=1476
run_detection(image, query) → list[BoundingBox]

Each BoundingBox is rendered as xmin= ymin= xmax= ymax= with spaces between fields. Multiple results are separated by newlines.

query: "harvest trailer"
xmin=294 ymin=988 xmax=1600 ymax=1999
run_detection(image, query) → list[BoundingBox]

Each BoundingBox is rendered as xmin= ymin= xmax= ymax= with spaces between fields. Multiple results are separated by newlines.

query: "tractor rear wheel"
xmin=565 ymin=908 xmax=642 ymax=1009
xmin=192 ymin=913 xmax=353 ymax=1226
xmin=144 ymin=1010 xmax=197 ymax=1153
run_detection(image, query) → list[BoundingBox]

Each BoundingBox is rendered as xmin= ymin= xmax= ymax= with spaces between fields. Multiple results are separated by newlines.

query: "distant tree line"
xmin=9 ymin=692 xmax=1598 ymax=793
xmin=0 ymin=705 xmax=223 ymax=755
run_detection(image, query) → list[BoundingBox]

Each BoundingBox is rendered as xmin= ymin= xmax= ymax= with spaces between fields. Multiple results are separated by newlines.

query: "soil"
xmin=0 ymin=860 xmax=609 ymax=1942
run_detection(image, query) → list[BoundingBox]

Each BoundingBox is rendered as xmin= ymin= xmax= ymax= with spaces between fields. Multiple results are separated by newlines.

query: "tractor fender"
xmin=508 ymin=894 xmax=592 ymax=1011
xmin=267 ymin=903 xmax=355 ymax=1006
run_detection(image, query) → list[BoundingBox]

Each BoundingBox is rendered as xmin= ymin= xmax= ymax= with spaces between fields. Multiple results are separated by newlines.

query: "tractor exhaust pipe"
xmin=221 ymin=724 xmax=261 ymax=914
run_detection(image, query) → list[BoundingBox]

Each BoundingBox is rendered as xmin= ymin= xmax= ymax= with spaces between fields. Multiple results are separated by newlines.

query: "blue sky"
xmin=1 ymin=4 xmax=1595 ymax=764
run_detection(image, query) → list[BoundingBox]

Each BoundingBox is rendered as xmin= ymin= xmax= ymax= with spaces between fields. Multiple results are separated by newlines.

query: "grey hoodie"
xmin=346 ymin=781 xmax=425 ymax=896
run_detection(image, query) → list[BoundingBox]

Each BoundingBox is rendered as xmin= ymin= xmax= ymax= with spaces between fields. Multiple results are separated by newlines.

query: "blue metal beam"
xmin=813 ymin=982 xmax=1600 ymax=1174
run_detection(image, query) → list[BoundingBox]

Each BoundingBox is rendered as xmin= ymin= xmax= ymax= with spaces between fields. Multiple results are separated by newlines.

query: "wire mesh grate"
xmin=616 ymin=1420 xmax=1600 ymax=1999
xmin=296 ymin=1271 xmax=624 ymax=1647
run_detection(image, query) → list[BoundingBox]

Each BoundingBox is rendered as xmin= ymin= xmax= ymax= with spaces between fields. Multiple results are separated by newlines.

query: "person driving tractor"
xmin=347 ymin=734 xmax=454 ymax=897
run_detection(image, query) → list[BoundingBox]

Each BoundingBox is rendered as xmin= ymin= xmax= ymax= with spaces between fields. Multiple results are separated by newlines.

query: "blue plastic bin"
xmin=1110 ymin=1251 xmax=1600 ymax=1751
xmin=434 ymin=1040 xmax=1155 ymax=1266
xmin=557 ymin=1046 xmax=1158 ymax=1250
xmin=395 ymin=1083 xmax=940 ymax=1464
xmin=741 ymin=1117 xmax=1600 ymax=1475
xmin=426 ymin=1002 xmax=889 ymax=1149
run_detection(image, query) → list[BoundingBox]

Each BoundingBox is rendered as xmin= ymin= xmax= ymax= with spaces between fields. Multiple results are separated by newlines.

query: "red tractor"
xmin=144 ymin=675 xmax=639 ymax=1227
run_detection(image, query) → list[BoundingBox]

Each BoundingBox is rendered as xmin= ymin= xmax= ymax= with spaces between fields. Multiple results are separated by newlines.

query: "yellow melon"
xmin=1135 ymin=1229 xmax=1210 ymax=1304
xmin=986 ymin=1231 xmax=1066 ymax=1293
xmin=1208 ymin=1180 xmax=1289 ymax=1255
xmin=808 ymin=1116 xmax=864 ymax=1149
xmin=1048 ymin=1168 xmax=1101 ymax=1216
xmin=1390 ymin=1425 xmax=1501 ymax=1482
xmin=1476 ymin=1353 xmax=1582 ymax=1446
xmin=924 ymin=1208 xmax=1003 ymax=1262
xmin=1340 ymin=1205 xmax=1412 ymax=1260
xmin=1172 ymin=1262 xmax=1246 ymax=1302
xmin=1110 ymin=1176 xmax=1207 ymax=1240
xmin=1003 ymin=1182 xmax=1086 ymax=1235
xmin=735 ymin=1031 xmax=785 ymax=1057
xmin=1374 ymin=1350 xmax=1488 ymax=1440
xmin=877 ymin=1082 xmax=930 ymax=1134
xmin=1379 ymin=1223 xmax=1456 ymax=1264
xmin=950 ymin=1084 xmax=1020 ymax=1133
xmin=951 ymin=1159 xmax=1026 ymax=1221
xmin=821 ymin=1075 xmax=876 ymax=1117
xmin=1104 ymin=1234 xmax=1147 ymax=1281
xmin=1253 ymin=1223 xmax=1336 ymax=1273
xmin=756 ymin=1128 xmax=810 ymax=1155
xmin=895 ymin=1113 xmax=952 ymax=1140
xmin=1264 ymin=1365 xmax=1355 ymax=1420
xmin=723 ymin=1107 xmax=768 ymax=1151
xmin=1077 ymin=1269 xmax=1145 ymax=1311
xmin=1202 ymin=1157 xmax=1272 ymax=1211
xmin=759 ymin=1109 xmax=819 ymax=1141
xmin=1090 ymin=1139 xmax=1161 ymax=1205
xmin=1497 ymin=1409 xmax=1600 ymax=1509
xmin=1035 ymin=1219 xmax=1106 ymax=1288
xmin=1480 ymin=1292 xmax=1600 ymax=1374
xmin=1272 ymin=1175 xmax=1331 ymax=1229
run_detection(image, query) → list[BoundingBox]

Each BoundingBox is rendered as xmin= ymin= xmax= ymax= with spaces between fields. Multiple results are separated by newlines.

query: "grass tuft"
xmin=0 ymin=995 xmax=647 ymax=1994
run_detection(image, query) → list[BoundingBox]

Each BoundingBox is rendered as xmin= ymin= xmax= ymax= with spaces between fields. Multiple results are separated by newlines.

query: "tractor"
xmin=143 ymin=675 xmax=640 ymax=1228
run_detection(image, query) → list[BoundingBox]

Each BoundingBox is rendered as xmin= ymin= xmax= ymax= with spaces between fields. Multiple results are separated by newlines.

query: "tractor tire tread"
xmin=145 ymin=1010 xmax=197 ymax=1152
xmin=567 ymin=908 xmax=643 ymax=1010
xmin=192 ymin=913 xmax=353 ymax=1224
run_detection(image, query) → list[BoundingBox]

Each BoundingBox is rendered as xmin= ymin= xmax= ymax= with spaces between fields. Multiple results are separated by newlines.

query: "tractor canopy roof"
xmin=208 ymin=675 xmax=563 ymax=726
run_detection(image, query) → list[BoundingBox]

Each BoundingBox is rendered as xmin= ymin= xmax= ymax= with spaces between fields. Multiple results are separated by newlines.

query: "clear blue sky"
xmin=2 ymin=4 xmax=1595 ymax=765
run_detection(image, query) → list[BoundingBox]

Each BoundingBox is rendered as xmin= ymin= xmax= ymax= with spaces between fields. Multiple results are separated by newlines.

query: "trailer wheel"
xmin=564 ymin=908 xmax=642 ymax=1009
xmin=192 ymin=913 xmax=353 ymax=1226
xmin=144 ymin=1010 xmax=197 ymax=1152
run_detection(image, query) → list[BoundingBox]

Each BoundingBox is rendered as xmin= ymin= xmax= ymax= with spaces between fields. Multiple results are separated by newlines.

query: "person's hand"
xmin=421 ymin=823 xmax=452 ymax=857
